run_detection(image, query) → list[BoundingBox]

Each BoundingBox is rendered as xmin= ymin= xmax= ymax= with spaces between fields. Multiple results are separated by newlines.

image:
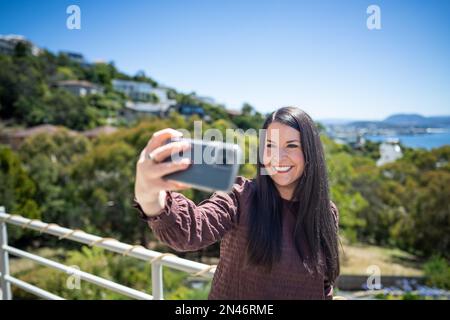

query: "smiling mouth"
xmin=272 ymin=166 xmax=293 ymax=174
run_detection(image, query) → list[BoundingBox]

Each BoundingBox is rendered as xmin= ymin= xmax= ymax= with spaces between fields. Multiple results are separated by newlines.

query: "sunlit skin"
xmin=262 ymin=122 xmax=305 ymax=201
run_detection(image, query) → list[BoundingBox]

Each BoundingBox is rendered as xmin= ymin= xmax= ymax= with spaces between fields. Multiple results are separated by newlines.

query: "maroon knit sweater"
xmin=133 ymin=176 xmax=339 ymax=300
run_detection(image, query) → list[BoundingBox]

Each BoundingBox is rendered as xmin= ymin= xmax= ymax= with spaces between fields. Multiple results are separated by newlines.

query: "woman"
xmin=133 ymin=106 xmax=340 ymax=299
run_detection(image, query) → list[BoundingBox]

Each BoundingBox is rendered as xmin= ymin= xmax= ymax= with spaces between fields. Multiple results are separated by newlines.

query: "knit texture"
xmin=133 ymin=176 xmax=339 ymax=300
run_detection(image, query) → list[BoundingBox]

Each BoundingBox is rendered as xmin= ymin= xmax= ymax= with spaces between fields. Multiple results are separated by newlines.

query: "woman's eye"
xmin=287 ymin=144 xmax=299 ymax=148
xmin=266 ymin=143 xmax=273 ymax=148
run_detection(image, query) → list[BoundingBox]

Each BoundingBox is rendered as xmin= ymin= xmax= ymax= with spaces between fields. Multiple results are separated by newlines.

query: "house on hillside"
xmin=82 ymin=125 xmax=118 ymax=139
xmin=225 ymin=108 xmax=242 ymax=119
xmin=377 ymin=138 xmax=403 ymax=166
xmin=121 ymin=101 xmax=174 ymax=119
xmin=4 ymin=125 xmax=76 ymax=149
xmin=55 ymin=80 xmax=104 ymax=97
xmin=112 ymin=79 xmax=154 ymax=101
xmin=59 ymin=51 xmax=91 ymax=67
xmin=113 ymin=79 xmax=177 ymax=119
xmin=0 ymin=34 xmax=42 ymax=56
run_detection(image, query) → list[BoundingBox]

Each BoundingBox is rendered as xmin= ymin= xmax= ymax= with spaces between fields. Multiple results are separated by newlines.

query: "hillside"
xmin=384 ymin=114 xmax=450 ymax=127
xmin=349 ymin=113 xmax=450 ymax=129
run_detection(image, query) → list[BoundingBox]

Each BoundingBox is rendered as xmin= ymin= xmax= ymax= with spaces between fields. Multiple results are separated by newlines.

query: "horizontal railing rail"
xmin=0 ymin=207 xmax=216 ymax=300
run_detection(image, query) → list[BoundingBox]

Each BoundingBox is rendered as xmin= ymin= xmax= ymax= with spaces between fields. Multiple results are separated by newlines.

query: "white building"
xmin=376 ymin=138 xmax=403 ymax=166
xmin=0 ymin=34 xmax=42 ymax=56
xmin=113 ymin=80 xmax=177 ymax=118
xmin=59 ymin=51 xmax=91 ymax=67
xmin=122 ymin=100 xmax=176 ymax=119
xmin=56 ymin=80 xmax=103 ymax=96
xmin=112 ymin=79 xmax=154 ymax=101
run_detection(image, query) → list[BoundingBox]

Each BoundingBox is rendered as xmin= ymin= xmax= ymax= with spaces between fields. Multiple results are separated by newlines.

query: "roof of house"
xmin=10 ymin=124 xmax=73 ymax=138
xmin=56 ymin=80 xmax=101 ymax=88
xmin=125 ymin=101 xmax=175 ymax=113
xmin=82 ymin=126 xmax=118 ymax=138
xmin=225 ymin=108 xmax=242 ymax=116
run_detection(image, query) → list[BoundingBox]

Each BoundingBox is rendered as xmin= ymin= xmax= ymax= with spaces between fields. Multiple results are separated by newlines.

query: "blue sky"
xmin=1 ymin=0 xmax=449 ymax=120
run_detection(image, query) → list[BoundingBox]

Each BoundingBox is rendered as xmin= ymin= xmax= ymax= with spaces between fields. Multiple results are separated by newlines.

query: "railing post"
xmin=151 ymin=262 xmax=164 ymax=300
xmin=0 ymin=206 xmax=12 ymax=300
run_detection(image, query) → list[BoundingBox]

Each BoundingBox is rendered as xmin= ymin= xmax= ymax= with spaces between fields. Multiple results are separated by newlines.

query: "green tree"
xmin=394 ymin=170 xmax=450 ymax=257
xmin=0 ymin=145 xmax=41 ymax=243
xmin=327 ymin=152 xmax=368 ymax=240
xmin=233 ymin=103 xmax=264 ymax=130
xmin=69 ymin=141 xmax=139 ymax=242
xmin=18 ymin=129 xmax=91 ymax=225
xmin=0 ymin=145 xmax=40 ymax=218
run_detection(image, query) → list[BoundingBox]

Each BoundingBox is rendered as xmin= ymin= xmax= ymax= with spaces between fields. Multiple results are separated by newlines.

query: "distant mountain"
xmin=348 ymin=114 xmax=450 ymax=128
xmin=383 ymin=114 xmax=426 ymax=125
xmin=383 ymin=114 xmax=450 ymax=127
xmin=317 ymin=118 xmax=363 ymax=125
xmin=427 ymin=116 xmax=450 ymax=127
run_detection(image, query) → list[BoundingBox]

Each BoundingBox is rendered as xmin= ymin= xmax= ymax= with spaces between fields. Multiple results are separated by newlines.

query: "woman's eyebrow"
xmin=267 ymin=139 xmax=300 ymax=143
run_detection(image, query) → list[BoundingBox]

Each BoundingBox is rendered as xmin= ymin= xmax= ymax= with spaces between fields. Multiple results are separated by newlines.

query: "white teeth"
xmin=273 ymin=166 xmax=292 ymax=172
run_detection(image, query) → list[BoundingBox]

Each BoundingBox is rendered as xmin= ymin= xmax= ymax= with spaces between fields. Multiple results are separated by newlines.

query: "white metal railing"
xmin=0 ymin=207 xmax=216 ymax=300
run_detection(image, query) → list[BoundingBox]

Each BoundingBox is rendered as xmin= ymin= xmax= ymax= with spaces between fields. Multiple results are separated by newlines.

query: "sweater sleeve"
xmin=133 ymin=176 xmax=252 ymax=252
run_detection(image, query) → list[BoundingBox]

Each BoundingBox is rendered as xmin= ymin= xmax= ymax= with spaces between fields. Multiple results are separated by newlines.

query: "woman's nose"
xmin=272 ymin=148 xmax=289 ymax=161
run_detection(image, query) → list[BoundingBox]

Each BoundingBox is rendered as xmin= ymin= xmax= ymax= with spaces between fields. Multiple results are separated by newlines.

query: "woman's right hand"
xmin=134 ymin=128 xmax=192 ymax=217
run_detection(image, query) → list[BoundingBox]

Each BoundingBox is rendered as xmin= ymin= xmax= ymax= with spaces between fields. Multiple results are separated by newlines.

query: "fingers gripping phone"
xmin=161 ymin=137 xmax=242 ymax=193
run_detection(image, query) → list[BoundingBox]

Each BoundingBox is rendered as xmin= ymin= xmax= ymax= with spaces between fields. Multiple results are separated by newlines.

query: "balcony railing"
xmin=0 ymin=207 xmax=216 ymax=300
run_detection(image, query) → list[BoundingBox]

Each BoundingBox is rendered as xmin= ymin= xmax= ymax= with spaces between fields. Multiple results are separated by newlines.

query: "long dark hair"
xmin=245 ymin=106 xmax=340 ymax=283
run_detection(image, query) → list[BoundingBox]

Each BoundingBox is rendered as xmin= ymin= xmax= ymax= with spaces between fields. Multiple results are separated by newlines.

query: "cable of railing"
xmin=4 ymin=275 xmax=65 ymax=300
xmin=1 ymin=270 xmax=64 ymax=300
xmin=4 ymin=245 xmax=154 ymax=300
xmin=0 ymin=212 xmax=216 ymax=278
xmin=0 ymin=210 xmax=216 ymax=300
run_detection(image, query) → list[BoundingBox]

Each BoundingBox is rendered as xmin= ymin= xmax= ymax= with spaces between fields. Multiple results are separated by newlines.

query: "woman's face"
xmin=262 ymin=122 xmax=305 ymax=198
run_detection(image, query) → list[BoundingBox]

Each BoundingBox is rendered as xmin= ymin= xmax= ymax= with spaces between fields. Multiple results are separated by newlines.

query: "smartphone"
xmin=161 ymin=137 xmax=242 ymax=193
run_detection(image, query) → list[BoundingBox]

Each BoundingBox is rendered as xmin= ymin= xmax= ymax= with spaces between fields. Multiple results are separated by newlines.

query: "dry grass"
xmin=340 ymin=242 xmax=423 ymax=276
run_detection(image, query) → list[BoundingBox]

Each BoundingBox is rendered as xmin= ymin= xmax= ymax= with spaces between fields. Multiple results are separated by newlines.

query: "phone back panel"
xmin=161 ymin=138 xmax=242 ymax=193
